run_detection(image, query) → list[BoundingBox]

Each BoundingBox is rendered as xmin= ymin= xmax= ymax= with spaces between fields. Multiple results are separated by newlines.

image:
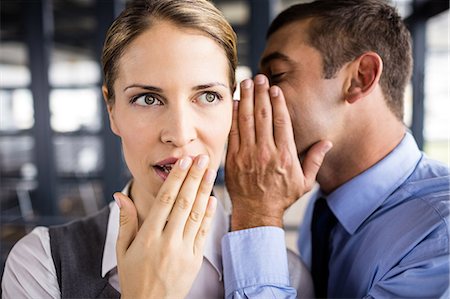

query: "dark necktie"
xmin=311 ymin=197 xmax=338 ymax=298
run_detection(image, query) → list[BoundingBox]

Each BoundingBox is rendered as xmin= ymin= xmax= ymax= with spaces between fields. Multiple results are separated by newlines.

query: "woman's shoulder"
xmin=7 ymin=226 xmax=52 ymax=261
xmin=2 ymin=227 xmax=60 ymax=299
xmin=287 ymin=249 xmax=314 ymax=299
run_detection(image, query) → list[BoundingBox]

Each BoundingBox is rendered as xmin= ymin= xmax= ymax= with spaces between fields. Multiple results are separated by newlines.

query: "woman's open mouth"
xmin=153 ymin=157 xmax=178 ymax=180
xmin=153 ymin=164 xmax=174 ymax=180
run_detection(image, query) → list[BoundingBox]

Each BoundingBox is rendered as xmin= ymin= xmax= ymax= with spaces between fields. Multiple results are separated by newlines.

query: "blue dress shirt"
xmin=222 ymin=133 xmax=449 ymax=298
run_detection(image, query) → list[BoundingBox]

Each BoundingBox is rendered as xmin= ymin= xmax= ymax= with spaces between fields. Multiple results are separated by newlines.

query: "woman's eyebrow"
xmin=123 ymin=82 xmax=228 ymax=92
xmin=123 ymin=84 xmax=163 ymax=92
xmin=193 ymin=82 xmax=228 ymax=91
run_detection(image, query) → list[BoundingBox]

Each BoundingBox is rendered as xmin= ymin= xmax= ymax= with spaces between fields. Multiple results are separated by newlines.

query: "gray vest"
xmin=49 ymin=206 xmax=120 ymax=298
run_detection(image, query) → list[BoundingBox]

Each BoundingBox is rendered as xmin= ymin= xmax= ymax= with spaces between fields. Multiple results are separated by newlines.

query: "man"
xmin=222 ymin=0 xmax=450 ymax=298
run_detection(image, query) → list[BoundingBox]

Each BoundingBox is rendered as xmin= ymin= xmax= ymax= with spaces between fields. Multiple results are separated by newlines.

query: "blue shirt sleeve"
xmin=221 ymin=227 xmax=297 ymax=299
xmin=366 ymin=220 xmax=449 ymax=298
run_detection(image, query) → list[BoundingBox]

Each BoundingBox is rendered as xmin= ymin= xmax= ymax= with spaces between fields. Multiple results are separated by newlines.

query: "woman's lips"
xmin=153 ymin=165 xmax=171 ymax=180
xmin=153 ymin=157 xmax=179 ymax=181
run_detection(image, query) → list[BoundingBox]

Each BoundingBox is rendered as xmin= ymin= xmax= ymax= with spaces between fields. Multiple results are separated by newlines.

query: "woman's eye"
xmin=198 ymin=92 xmax=221 ymax=104
xmin=132 ymin=94 xmax=162 ymax=106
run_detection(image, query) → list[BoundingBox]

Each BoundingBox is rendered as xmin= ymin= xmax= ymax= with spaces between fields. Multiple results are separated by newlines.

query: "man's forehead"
xmin=260 ymin=23 xmax=309 ymax=69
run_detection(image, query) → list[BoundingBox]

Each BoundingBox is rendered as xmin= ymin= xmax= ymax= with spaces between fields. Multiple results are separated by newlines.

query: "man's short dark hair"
xmin=268 ymin=0 xmax=412 ymax=120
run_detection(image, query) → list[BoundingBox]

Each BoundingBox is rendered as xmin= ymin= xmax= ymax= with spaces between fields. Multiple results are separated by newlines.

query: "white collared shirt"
xmin=2 ymin=184 xmax=228 ymax=299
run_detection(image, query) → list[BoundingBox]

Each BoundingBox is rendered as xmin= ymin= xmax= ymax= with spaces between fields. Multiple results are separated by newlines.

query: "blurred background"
xmin=0 ymin=0 xmax=449 ymax=275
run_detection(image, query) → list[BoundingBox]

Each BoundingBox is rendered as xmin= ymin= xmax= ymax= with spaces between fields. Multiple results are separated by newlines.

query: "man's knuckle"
xmin=229 ymin=128 xmax=239 ymax=136
xmin=257 ymin=107 xmax=270 ymax=119
xmin=311 ymin=157 xmax=322 ymax=169
xmin=258 ymin=147 xmax=273 ymax=164
xmin=279 ymin=149 xmax=293 ymax=167
xmin=273 ymin=116 xmax=288 ymax=127
xmin=240 ymin=113 xmax=254 ymax=123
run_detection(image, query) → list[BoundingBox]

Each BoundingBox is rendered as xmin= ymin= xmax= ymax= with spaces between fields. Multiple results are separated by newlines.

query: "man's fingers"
xmin=302 ymin=140 xmax=333 ymax=187
xmin=254 ymin=74 xmax=275 ymax=146
xmin=238 ymin=79 xmax=256 ymax=146
xmin=194 ymin=196 xmax=217 ymax=255
xmin=270 ymin=85 xmax=296 ymax=151
xmin=228 ymin=100 xmax=240 ymax=154
xmin=142 ymin=156 xmax=192 ymax=234
xmin=114 ymin=192 xmax=138 ymax=260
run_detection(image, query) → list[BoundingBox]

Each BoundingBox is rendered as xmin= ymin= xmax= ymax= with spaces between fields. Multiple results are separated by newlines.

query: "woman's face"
xmin=105 ymin=21 xmax=233 ymax=211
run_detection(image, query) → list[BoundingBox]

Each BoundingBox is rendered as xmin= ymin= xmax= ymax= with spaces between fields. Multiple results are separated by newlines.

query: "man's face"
xmin=260 ymin=20 xmax=347 ymax=156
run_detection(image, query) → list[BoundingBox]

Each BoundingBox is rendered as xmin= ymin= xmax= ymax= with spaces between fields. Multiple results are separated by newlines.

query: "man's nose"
xmin=160 ymin=105 xmax=197 ymax=147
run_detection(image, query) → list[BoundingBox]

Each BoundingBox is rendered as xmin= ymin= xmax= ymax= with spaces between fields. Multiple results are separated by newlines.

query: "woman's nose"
xmin=160 ymin=108 xmax=197 ymax=147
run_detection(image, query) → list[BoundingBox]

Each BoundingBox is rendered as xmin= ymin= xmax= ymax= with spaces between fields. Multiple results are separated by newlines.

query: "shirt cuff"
xmin=221 ymin=226 xmax=291 ymax=297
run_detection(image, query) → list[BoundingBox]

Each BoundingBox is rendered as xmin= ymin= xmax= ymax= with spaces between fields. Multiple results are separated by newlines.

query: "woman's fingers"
xmin=194 ymin=196 xmax=217 ymax=255
xmin=164 ymin=155 xmax=212 ymax=236
xmin=183 ymin=169 xmax=217 ymax=243
xmin=114 ymin=192 xmax=138 ymax=260
xmin=142 ymin=156 xmax=193 ymax=234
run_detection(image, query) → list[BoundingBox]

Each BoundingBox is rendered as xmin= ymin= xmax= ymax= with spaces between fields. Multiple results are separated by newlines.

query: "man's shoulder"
xmin=395 ymin=155 xmax=449 ymax=209
xmin=409 ymin=155 xmax=450 ymax=183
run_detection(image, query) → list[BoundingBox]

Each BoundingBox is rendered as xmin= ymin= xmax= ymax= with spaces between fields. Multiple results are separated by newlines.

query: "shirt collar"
xmin=326 ymin=132 xmax=422 ymax=235
xmin=102 ymin=182 xmax=228 ymax=280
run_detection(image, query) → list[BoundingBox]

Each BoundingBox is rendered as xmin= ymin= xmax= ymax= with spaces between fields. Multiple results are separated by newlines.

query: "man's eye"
xmin=270 ymin=73 xmax=286 ymax=84
xmin=132 ymin=94 xmax=162 ymax=106
xmin=198 ymin=92 xmax=222 ymax=104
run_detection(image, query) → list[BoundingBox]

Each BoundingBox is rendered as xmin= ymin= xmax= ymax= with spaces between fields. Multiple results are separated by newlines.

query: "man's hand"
xmin=225 ymin=74 xmax=332 ymax=230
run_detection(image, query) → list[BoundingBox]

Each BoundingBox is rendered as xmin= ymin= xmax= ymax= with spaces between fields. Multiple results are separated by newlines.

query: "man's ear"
xmin=102 ymin=85 xmax=120 ymax=136
xmin=344 ymin=52 xmax=383 ymax=104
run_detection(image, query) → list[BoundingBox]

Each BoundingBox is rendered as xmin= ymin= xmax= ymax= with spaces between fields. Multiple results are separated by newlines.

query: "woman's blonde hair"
xmin=101 ymin=0 xmax=237 ymax=104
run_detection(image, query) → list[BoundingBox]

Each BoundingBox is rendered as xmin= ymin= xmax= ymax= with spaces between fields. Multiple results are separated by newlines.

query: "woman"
xmin=3 ymin=0 xmax=234 ymax=298
xmin=2 ymin=0 xmax=312 ymax=298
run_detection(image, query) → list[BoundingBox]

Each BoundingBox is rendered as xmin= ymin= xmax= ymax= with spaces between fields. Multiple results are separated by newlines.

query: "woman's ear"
xmin=102 ymin=85 xmax=120 ymax=136
xmin=344 ymin=52 xmax=383 ymax=104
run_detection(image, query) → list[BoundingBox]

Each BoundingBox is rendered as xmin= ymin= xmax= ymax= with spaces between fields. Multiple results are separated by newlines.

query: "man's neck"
xmin=317 ymin=117 xmax=406 ymax=194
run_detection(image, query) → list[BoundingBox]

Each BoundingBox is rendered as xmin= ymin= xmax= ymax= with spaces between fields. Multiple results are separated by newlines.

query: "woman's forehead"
xmin=116 ymin=23 xmax=230 ymax=88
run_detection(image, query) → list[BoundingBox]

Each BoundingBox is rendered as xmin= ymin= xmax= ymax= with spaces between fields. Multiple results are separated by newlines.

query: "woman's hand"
xmin=114 ymin=155 xmax=217 ymax=299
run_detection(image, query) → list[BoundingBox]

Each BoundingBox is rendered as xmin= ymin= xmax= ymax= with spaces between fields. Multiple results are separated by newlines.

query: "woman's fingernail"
xmin=197 ymin=155 xmax=209 ymax=169
xmin=179 ymin=157 xmax=192 ymax=170
xmin=208 ymin=196 xmax=217 ymax=212
xmin=205 ymin=169 xmax=217 ymax=184
xmin=113 ymin=194 xmax=122 ymax=209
